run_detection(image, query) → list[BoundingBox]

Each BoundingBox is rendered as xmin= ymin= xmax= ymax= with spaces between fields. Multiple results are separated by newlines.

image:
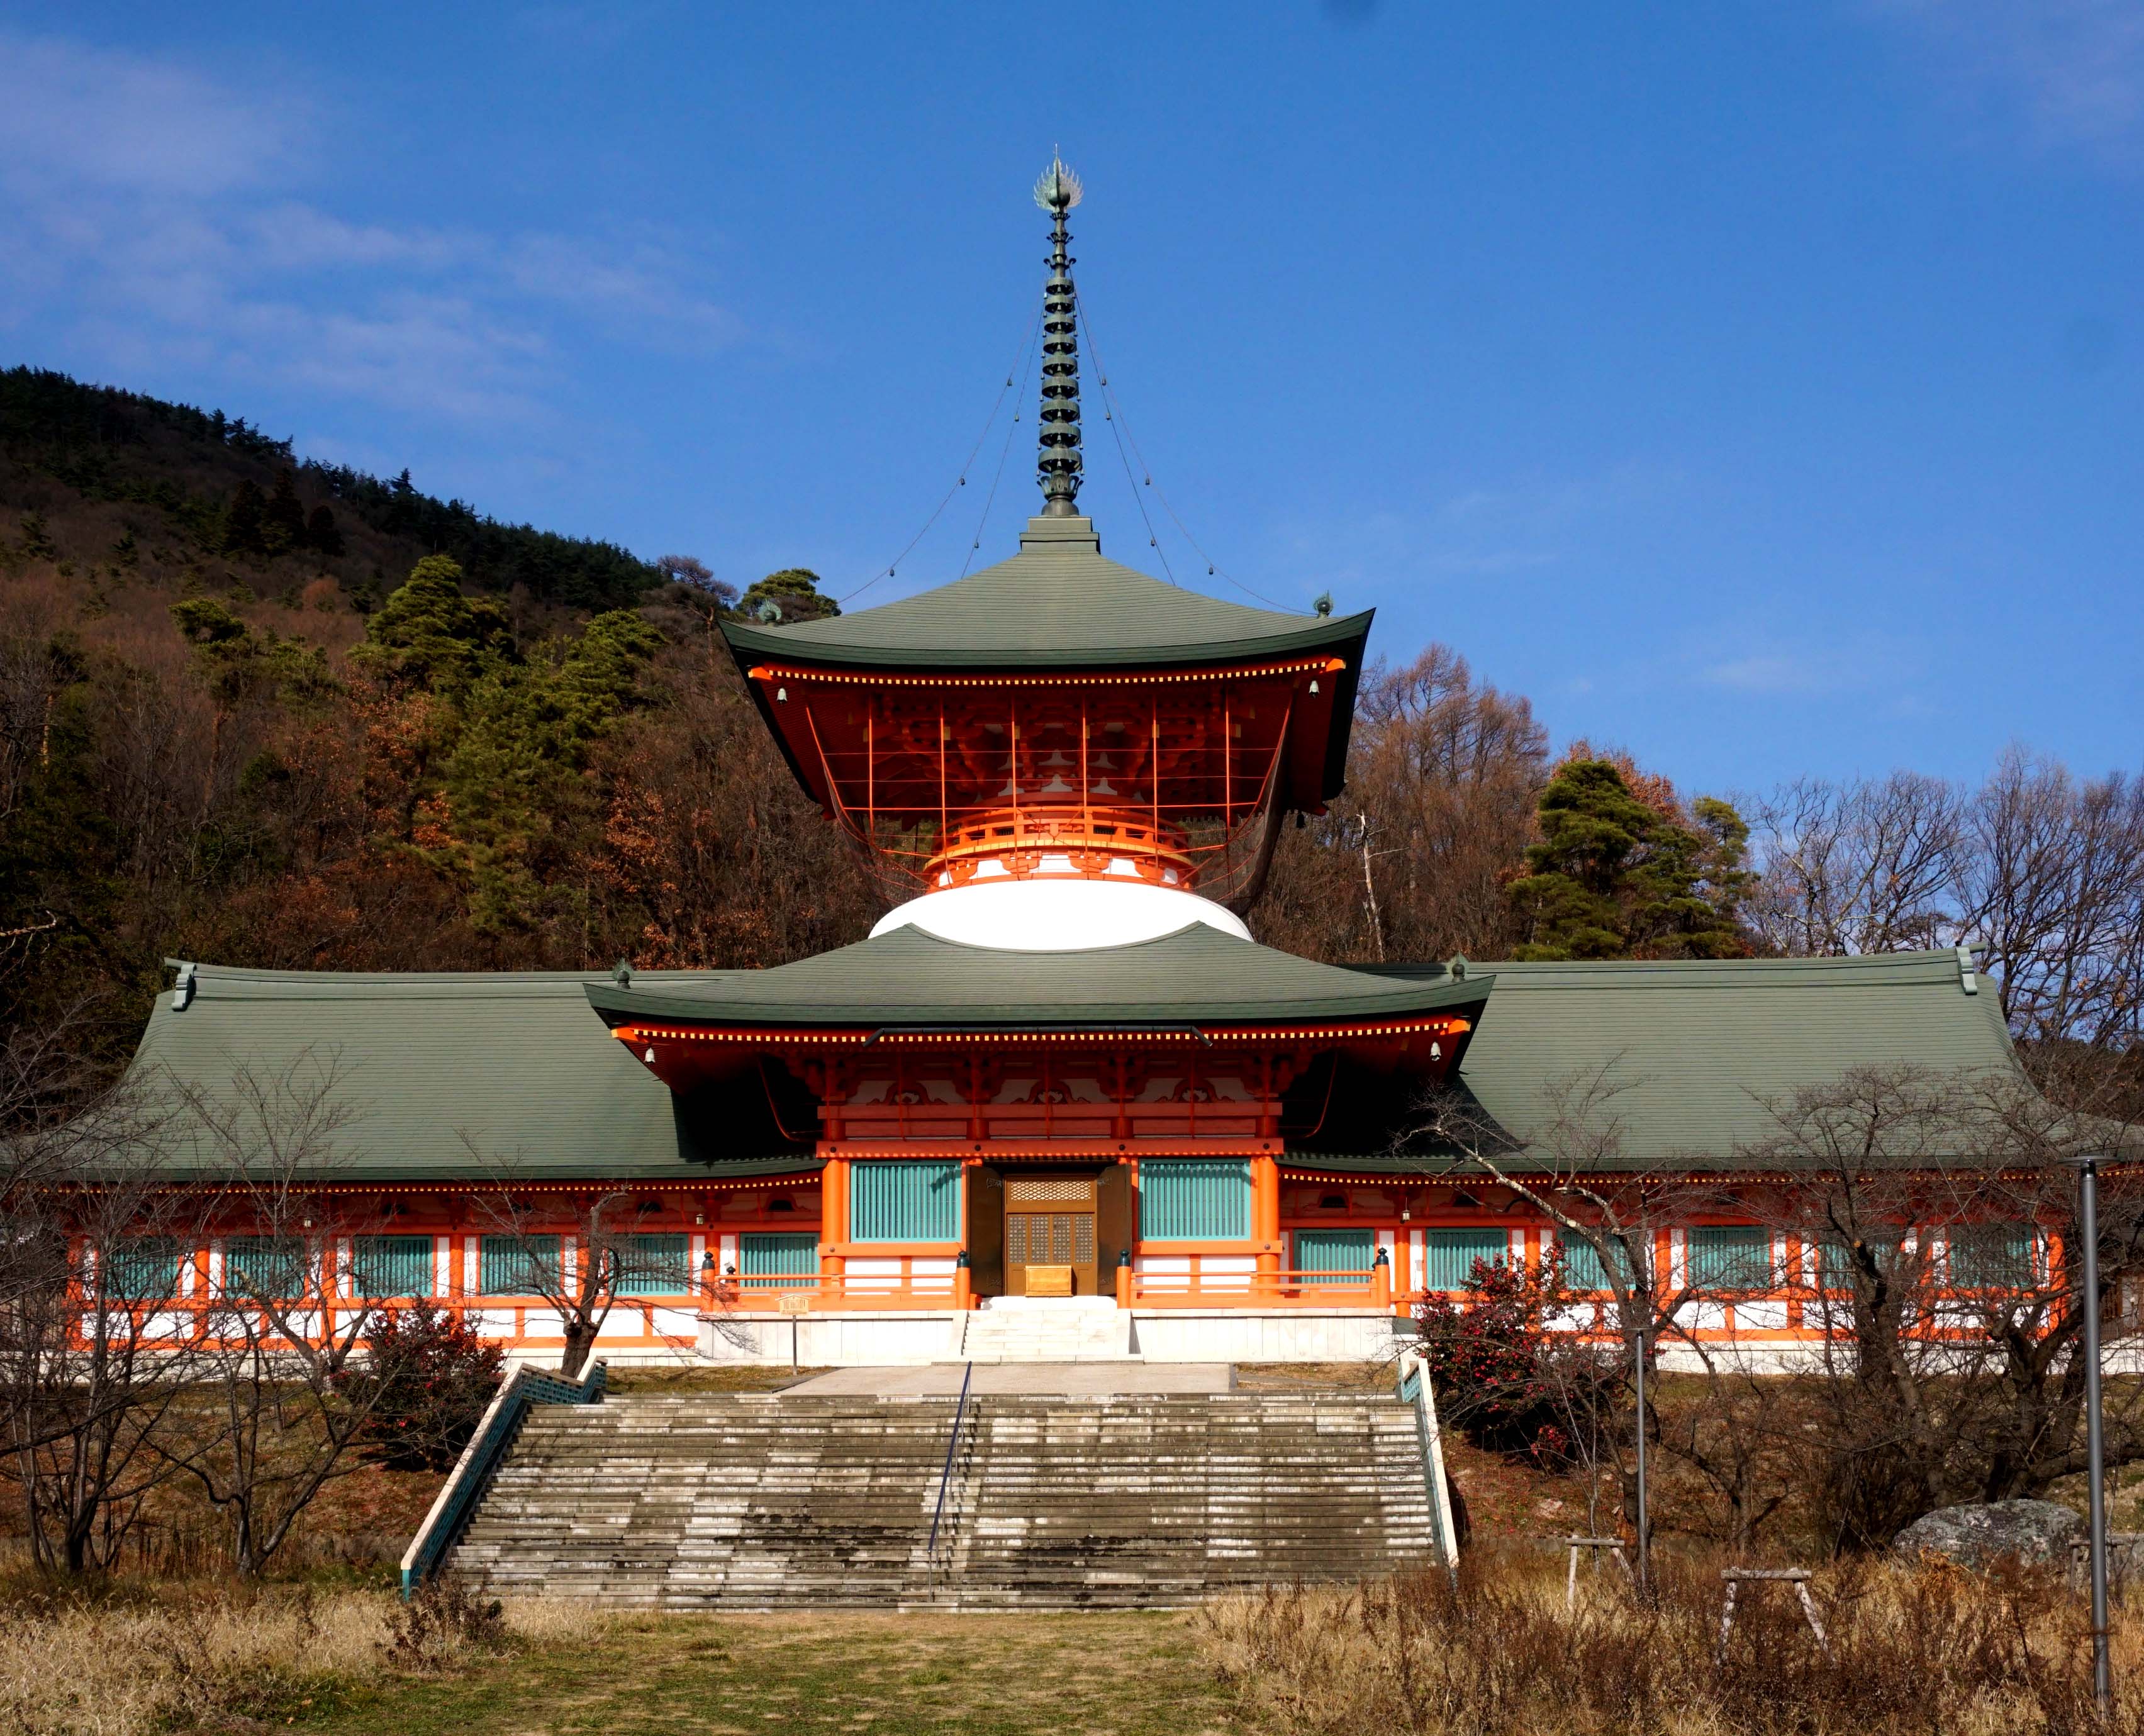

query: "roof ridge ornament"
xmin=1032 ymin=154 xmax=1085 ymax=518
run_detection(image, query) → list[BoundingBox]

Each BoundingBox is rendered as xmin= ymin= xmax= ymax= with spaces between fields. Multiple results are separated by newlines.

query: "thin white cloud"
xmin=0 ymin=28 xmax=746 ymax=428
xmin=1699 ymin=637 xmax=1911 ymax=698
xmin=1871 ymin=0 xmax=2144 ymax=158
xmin=0 ymin=31 xmax=302 ymax=197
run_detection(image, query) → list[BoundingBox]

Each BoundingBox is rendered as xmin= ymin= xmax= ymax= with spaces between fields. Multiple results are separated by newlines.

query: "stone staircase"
xmin=945 ymin=1298 xmax=1139 ymax=1362
xmin=447 ymin=1391 xmax=1439 ymax=1608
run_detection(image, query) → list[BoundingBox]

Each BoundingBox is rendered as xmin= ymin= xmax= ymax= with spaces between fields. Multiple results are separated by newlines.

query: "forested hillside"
xmin=1 ymin=366 xmax=2139 ymax=1108
xmin=0 ymin=367 xmax=658 ymax=611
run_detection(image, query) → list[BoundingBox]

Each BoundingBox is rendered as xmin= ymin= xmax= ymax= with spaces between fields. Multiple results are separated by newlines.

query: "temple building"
xmin=124 ymin=162 xmax=2032 ymax=1367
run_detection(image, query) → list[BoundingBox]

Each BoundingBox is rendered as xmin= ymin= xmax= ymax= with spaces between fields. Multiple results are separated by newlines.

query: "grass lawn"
xmin=313 ymin=1610 xmax=1238 ymax=1736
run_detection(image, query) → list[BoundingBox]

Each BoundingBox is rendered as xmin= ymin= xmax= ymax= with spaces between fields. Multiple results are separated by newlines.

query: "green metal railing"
xmin=399 ymin=1359 xmax=607 ymax=1594
xmin=1395 ymin=1349 xmax=1461 ymax=1581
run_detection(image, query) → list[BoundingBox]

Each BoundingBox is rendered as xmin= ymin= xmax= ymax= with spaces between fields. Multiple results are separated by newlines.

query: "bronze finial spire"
xmin=1032 ymin=154 xmax=1085 ymax=517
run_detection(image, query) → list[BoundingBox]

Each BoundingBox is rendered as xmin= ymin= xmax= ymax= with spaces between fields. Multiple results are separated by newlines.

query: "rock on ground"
xmin=1891 ymin=1500 xmax=2084 ymax=1568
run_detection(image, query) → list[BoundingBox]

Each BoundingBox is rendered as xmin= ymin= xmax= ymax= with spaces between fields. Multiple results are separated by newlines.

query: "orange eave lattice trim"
xmin=745 ymin=655 xmax=1347 ymax=691
xmin=614 ymin=1017 xmax=1469 ymax=1049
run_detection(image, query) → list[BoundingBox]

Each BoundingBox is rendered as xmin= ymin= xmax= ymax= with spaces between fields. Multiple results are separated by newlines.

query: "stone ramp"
xmin=945 ymin=1297 xmax=1140 ymax=1363
xmin=448 ymin=1390 xmax=1436 ymax=1609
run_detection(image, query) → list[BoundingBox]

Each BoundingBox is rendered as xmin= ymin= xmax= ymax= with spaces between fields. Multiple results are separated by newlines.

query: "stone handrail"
xmin=400 ymin=1359 xmax=608 ymax=1594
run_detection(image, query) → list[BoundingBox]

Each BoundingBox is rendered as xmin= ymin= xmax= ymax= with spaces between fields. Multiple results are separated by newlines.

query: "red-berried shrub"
xmin=1412 ymin=1245 xmax=1617 ymax=1464
xmin=343 ymin=1305 xmax=506 ymax=1472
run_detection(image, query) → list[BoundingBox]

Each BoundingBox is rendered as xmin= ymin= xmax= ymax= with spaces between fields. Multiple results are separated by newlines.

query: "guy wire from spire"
xmin=1032 ymin=154 xmax=1085 ymax=516
xmin=1074 ymin=291 xmax=1298 ymax=612
xmin=837 ymin=305 xmax=1040 ymax=606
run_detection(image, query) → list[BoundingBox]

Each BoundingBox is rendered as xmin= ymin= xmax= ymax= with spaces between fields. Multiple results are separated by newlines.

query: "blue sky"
xmin=1 ymin=3 xmax=2138 ymax=798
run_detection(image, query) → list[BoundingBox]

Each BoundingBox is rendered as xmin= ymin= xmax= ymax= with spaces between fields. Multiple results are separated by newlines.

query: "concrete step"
xmin=447 ymin=1389 xmax=1437 ymax=1609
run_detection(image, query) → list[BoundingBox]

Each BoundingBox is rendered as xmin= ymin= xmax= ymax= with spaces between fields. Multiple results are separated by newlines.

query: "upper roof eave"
xmin=581 ymin=923 xmax=1494 ymax=1033
xmin=718 ymin=606 xmax=1375 ymax=676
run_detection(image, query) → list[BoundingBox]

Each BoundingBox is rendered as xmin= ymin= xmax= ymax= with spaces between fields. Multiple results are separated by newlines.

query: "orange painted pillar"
xmin=1115 ymin=1259 xmax=1134 ymax=1309
xmin=820 ymin=1156 xmax=848 ymax=1299
xmin=954 ymin=1254 xmax=973 ymax=1311
xmin=1251 ymin=1153 xmax=1281 ymax=1298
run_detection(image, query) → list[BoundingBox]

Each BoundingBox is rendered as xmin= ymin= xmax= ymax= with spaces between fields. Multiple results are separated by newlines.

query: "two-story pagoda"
xmin=126 ymin=160 xmax=2036 ymax=1369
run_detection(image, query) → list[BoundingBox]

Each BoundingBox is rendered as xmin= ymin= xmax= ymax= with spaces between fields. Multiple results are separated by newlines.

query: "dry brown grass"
xmin=0 ymin=1579 xmax=581 ymax=1735
xmin=1203 ymin=1549 xmax=2144 ymax=1736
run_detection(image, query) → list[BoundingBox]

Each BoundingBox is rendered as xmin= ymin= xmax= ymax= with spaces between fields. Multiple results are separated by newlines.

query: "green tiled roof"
xmin=128 ymin=965 xmax=819 ymax=1184
xmin=586 ymin=923 xmax=1491 ymax=1031
xmin=121 ymin=945 xmax=2033 ymax=1184
xmin=1334 ymin=947 xmax=2026 ymax=1172
xmin=722 ymin=516 xmax=1372 ymax=672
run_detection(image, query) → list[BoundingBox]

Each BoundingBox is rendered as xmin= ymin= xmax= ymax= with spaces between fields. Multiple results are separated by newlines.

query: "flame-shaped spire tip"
xmin=1034 ymin=154 xmax=1083 ymax=213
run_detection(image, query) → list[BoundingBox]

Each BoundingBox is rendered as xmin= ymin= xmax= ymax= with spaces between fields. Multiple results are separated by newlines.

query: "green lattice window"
xmin=479 ymin=1235 xmax=561 ymax=1296
xmin=614 ymin=1233 xmax=691 ymax=1296
xmin=1554 ymin=1232 xmax=1634 ymax=1293
xmin=849 ymin=1161 xmax=962 ymax=1242
xmin=353 ymin=1235 xmax=433 ymax=1299
xmin=1138 ymin=1159 xmax=1251 ymax=1240
xmin=740 ymin=1232 xmax=820 ymax=1290
xmin=1689 ymin=1227 xmax=1773 ymax=1291
xmin=106 ymin=1237 xmax=181 ymax=1300
xmin=225 ymin=1236 xmax=307 ymax=1299
xmin=1295 ymin=1228 xmax=1373 ymax=1288
xmin=1420 ymin=1228 xmax=1509 ymax=1291
xmin=1947 ymin=1225 xmax=2035 ymax=1290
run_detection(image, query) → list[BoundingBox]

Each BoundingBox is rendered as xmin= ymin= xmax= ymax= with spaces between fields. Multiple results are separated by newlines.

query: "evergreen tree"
xmin=263 ymin=468 xmax=306 ymax=552
xmin=350 ymin=555 xmax=515 ymax=694
xmin=1505 ymin=758 xmax=1750 ymax=960
xmin=304 ymin=504 xmax=343 ymax=557
xmin=222 ymin=480 xmax=266 ymax=555
xmin=739 ymin=567 xmax=840 ymax=623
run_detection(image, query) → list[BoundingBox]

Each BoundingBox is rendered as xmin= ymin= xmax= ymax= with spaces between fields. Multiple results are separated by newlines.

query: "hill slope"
xmin=0 ymin=366 xmax=659 ymax=611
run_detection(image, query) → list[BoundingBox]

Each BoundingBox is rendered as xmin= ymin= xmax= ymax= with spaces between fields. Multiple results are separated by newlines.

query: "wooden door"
xmin=1005 ymin=1175 xmax=1099 ymax=1296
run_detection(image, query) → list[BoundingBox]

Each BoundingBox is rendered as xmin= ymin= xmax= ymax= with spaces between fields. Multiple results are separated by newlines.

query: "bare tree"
xmin=1954 ymin=748 xmax=2144 ymax=1053
xmin=1404 ymin=1062 xmax=1715 ymax=1534
xmin=154 ymin=1054 xmax=406 ymax=1576
xmin=465 ymin=1157 xmax=690 ymax=1377
xmin=1740 ymin=1061 xmax=2144 ymax=1550
xmin=1746 ymin=772 xmax=1963 ymax=957
xmin=0 ymin=1040 xmax=209 ymax=1573
xmin=1258 ymin=645 xmax=1548 ymax=963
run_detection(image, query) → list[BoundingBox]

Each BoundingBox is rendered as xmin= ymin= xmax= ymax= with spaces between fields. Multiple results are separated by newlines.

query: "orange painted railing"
xmin=1122 ymin=1265 xmax=1393 ymax=1309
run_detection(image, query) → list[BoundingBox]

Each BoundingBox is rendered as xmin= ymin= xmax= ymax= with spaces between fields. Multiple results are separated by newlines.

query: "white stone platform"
xmin=695 ymin=1305 xmax=1415 ymax=1367
xmin=781 ymin=1362 xmax=1236 ymax=1396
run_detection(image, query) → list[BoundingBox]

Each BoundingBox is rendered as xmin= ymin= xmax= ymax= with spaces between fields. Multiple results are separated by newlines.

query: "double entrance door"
xmin=1005 ymin=1175 xmax=1098 ymax=1296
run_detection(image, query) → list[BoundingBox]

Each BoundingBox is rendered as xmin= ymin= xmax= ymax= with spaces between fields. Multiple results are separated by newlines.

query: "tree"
xmin=222 ymin=480 xmax=266 ymax=556
xmin=1254 ymin=645 xmax=1548 ymax=964
xmin=1405 ymin=1065 xmax=1717 ymax=1541
xmin=304 ymin=504 xmax=343 ymax=557
xmin=1741 ymin=1062 xmax=2144 ymax=1549
xmin=350 ymin=557 xmax=515 ymax=696
xmin=739 ymin=568 xmax=839 ymax=623
xmin=655 ymin=554 xmax=736 ymax=609
xmin=264 ymin=469 xmax=306 ymax=554
xmin=155 ymin=1054 xmax=411 ymax=1576
xmin=1505 ymin=757 xmax=1750 ymax=960
xmin=466 ymin=1169 xmax=691 ymax=1378
xmin=341 ymin=1305 xmax=504 ymax=1471
xmin=0 ymin=1020 xmax=207 ymax=1572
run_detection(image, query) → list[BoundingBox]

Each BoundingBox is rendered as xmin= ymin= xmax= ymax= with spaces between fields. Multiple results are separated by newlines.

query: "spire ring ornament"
xmin=1032 ymin=156 xmax=1085 ymax=515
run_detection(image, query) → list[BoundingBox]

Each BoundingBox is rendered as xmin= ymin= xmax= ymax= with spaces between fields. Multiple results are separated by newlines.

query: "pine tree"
xmin=223 ymin=480 xmax=266 ymax=555
xmin=739 ymin=567 xmax=840 ymax=623
xmin=1505 ymin=758 xmax=1750 ymax=960
xmin=304 ymin=504 xmax=343 ymax=557
xmin=264 ymin=468 xmax=306 ymax=552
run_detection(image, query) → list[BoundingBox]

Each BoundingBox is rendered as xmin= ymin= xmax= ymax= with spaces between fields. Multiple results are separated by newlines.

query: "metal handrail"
xmin=399 ymin=1359 xmax=606 ymax=1594
xmin=927 ymin=1360 xmax=974 ymax=1562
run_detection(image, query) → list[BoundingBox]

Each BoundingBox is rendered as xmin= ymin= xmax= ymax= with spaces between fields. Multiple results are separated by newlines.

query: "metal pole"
xmin=2080 ymin=1156 xmax=2112 ymax=1711
xmin=1633 ymin=1318 xmax=1651 ymax=1598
